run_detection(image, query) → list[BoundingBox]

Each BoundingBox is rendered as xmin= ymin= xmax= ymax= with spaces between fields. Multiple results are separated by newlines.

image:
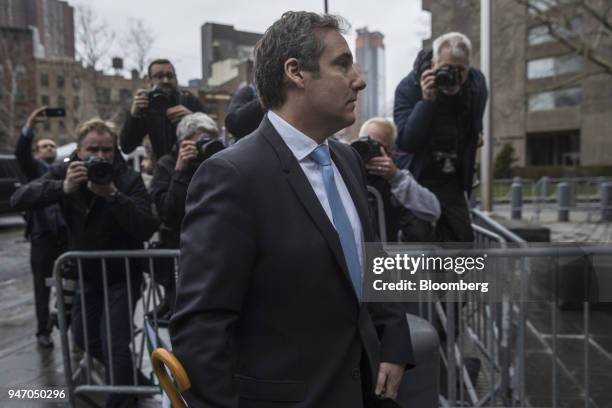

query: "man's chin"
xmin=342 ymin=113 xmax=356 ymax=127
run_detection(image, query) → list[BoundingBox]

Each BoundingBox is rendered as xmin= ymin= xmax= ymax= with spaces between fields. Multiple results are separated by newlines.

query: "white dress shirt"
xmin=267 ymin=111 xmax=364 ymax=267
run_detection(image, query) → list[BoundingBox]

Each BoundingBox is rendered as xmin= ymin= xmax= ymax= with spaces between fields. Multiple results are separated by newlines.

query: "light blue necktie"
xmin=310 ymin=144 xmax=362 ymax=300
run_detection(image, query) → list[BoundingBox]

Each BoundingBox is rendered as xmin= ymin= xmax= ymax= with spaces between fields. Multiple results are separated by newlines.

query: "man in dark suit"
xmin=170 ymin=11 xmax=413 ymax=408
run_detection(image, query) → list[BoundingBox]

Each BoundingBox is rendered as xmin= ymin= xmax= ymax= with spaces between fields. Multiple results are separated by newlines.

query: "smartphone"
xmin=44 ymin=107 xmax=66 ymax=117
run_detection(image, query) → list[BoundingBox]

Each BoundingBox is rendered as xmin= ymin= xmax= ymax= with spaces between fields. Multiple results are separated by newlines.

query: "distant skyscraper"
xmin=0 ymin=0 xmax=75 ymax=59
xmin=355 ymin=27 xmax=386 ymax=121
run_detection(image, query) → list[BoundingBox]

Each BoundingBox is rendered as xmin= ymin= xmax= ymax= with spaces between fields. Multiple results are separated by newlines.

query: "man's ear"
xmin=284 ymin=58 xmax=305 ymax=89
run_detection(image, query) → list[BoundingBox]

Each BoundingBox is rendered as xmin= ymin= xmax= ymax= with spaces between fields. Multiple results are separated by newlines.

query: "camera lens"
xmin=86 ymin=157 xmax=114 ymax=184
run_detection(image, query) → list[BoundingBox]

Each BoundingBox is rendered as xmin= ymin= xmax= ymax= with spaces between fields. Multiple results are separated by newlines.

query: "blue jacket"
xmin=14 ymin=128 xmax=66 ymax=240
xmin=393 ymin=65 xmax=488 ymax=196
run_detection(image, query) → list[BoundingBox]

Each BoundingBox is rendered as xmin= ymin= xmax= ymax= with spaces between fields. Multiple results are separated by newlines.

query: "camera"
xmin=434 ymin=65 xmax=462 ymax=88
xmin=85 ymin=156 xmax=114 ymax=184
xmin=351 ymin=136 xmax=382 ymax=163
xmin=147 ymin=85 xmax=175 ymax=115
xmin=194 ymin=134 xmax=225 ymax=162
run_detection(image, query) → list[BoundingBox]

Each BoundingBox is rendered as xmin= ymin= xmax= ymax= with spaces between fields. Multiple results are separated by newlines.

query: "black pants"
xmin=30 ymin=234 xmax=67 ymax=336
xmin=72 ymin=276 xmax=142 ymax=408
xmin=431 ymin=188 xmax=474 ymax=243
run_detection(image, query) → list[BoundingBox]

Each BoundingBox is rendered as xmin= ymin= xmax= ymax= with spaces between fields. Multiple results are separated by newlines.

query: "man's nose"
xmin=352 ymin=65 xmax=367 ymax=91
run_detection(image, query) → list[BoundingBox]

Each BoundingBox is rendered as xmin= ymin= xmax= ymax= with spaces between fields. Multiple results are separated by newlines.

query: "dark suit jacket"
xmin=170 ymin=117 xmax=414 ymax=408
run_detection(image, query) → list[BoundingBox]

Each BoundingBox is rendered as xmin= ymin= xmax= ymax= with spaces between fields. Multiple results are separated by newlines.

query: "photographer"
xmin=11 ymin=119 xmax=158 ymax=408
xmin=120 ymin=59 xmax=204 ymax=160
xmin=13 ymin=106 xmax=67 ymax=349
xmin=150 ymin=112 xmax=222 ymax=319
xmin=394 ymin=32 xmax=487 ymax=242
xmin=355 ymin=117 xmax=440 ymax=241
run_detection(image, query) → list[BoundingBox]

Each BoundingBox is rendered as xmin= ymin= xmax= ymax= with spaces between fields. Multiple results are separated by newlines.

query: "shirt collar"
xmin=267 ymin=111 xmax=327 ymax=161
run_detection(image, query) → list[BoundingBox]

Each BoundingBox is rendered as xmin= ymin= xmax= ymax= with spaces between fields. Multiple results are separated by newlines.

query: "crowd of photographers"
xmin=8 ymin=30 xmax=486 ymax=408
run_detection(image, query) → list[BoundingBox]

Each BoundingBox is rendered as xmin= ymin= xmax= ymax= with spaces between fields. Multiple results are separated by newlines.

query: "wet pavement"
xmin=0 ymin=216 xmax=68 ymax=407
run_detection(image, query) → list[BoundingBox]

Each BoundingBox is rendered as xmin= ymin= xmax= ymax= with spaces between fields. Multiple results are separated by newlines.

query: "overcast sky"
xmin=70 ymin=0 xmax=431 ymax=112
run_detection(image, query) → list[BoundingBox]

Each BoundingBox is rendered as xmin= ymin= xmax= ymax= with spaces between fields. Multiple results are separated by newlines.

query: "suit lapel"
xmin=259 ymin=118 xmax=356 ymax=297
xmin=329 ymin=143 xmax=373 ymax=240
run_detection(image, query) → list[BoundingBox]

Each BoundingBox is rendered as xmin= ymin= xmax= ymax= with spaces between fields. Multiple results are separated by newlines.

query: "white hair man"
xmin=148 ymin=112 xmax=222 ymax=321
xmin=151 ymin=111 xmax=221 ymax=247
xmin=393 ymin=31 xmax=488 ymax=242
xmin=358 ymin=117 xmax=440 ymax=241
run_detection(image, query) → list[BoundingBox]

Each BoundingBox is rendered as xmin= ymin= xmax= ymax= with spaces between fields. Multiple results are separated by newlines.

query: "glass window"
xmin=57 ymin=75 xmax=65 ymax=88
xmin=41 ymin=95 xmax=50 ymax=105
xmin=528 ymin=16 xmax=584 ymax=45
xmin=59 ymin=120 xmax=65 ymax=130
xmin=528 ymin=87 xmax=582 ymax=111
xmin=40 ymin=73 xmax=49 ymax=87
xmin=96 ymin=88 xmax=111 ymax=104
xmin=72 ymin=76 xmax=81 ymax=90
xmin=527 ymin=54 xmax=582 ymax=79
xmin=527 ymin=0 xmax=574 ymax=14
xmin=15 ymin=65 xmax=26 ymax=102
xmin=527 ymin=130 xmax=580 ymax=166
xmin=73 ymin=96 xmax=81 ymax=111
xmin=57 ymin=95 xmax=66 ymax=108
xmin=119 ymin=89 xmax=132 ymax=103
xmin=528 ymin=0 xmax=557 ymax=14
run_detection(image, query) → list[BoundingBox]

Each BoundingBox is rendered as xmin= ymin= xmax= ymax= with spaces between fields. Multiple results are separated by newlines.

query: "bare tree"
xmin=515 ymin=0 xmax=612 ymax=77
xmin=75 ymin=4 xmax=116 ymax=71
xmin=123 ymin=18 xmax=155 ymax=77
xmin=0 ymin=28 xmax=34 ymax=151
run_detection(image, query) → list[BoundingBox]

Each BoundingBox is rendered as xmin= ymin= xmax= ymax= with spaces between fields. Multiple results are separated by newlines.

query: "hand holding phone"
xmin=44 ymin=107 xmax=66 ymax=117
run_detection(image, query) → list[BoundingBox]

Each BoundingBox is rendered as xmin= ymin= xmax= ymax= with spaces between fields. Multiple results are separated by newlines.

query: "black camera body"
xmin=194 ymin=135 xmax=225 ymax=163
xmin=85 ymin=156 xmax=114 ymax=184
xmin=351 ymin=136 xmax=382 ymax=163
xmin=147 ymin=85 xmax=176 ymax=115
xmin=434 ymin=64 xmax=462 ymax=88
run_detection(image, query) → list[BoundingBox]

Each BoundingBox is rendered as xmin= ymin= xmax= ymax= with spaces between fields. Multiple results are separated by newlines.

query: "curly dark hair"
xmin=254 ymin=11 xmax=348 ymax=110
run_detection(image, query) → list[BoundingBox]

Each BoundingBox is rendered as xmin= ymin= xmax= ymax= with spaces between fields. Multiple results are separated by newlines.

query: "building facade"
xmin=422 ymin=0 xmax=612 ymax=174
xmin=0 ymin=26 xmax=37 ymax=152
xmin=0 ymin=0 xmax=74 ymax=59
xmin=33 ymin=59 xmax=146 ymax=145
xmin=200 ymin=23 xmax=261 ymax=87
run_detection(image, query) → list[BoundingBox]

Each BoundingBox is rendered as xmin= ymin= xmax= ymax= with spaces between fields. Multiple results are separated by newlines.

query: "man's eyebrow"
xmin=332 ymin=52 xmax=353 ymax=64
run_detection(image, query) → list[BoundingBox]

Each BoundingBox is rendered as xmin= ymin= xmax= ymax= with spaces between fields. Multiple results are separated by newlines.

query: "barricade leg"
xmin=101 ymin=280 xmax=142 ymax=408
xmin=72 ymin=275 xmax=143 ymax=408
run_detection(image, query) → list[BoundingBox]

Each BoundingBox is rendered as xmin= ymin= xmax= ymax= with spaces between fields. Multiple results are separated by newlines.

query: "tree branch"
xmin=518 ymin=0 xmax=612 ymax=75
xmin=580 ymin=0 xmax=612 ymax=36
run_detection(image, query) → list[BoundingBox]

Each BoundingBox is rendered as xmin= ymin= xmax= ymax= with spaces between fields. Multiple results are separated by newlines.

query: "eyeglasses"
xmin=151 ymin=72 xmax=175 ymax=80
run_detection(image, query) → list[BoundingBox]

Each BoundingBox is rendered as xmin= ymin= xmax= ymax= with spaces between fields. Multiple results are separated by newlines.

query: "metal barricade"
xmin=53 ymin=249 xmax=179 ymax=407
xmin=367 ymin=185 xmax=388 ymax=243
xmin=471 ymin=209 xmax=612 ymax=408
xmin=51 ymin=207 xmax=611 ymax=407
xmin=407 ymin=222 xmax=515 ymax=407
